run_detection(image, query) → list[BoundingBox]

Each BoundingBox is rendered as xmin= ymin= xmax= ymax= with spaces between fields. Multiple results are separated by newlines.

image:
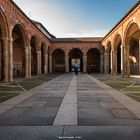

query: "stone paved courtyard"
xmin=0 ymin=73 xmax=140 ymax=140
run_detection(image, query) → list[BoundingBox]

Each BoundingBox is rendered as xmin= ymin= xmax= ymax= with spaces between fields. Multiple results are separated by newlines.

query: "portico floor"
xmin=0 ymin=73 xmax=140 ymax=140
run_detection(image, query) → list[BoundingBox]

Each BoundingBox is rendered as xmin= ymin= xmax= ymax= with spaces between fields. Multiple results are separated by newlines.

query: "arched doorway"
xmin=41 ymin=43 xmax=45 ymax=74
xmin=87 ymin=48 xmax=100 ymax=73
xmin=52 ymin=49 xmax=65 ymax=73
xmin=125 ymin=22 xmax=140 ymax=75
xmin=30 ymin=36 xmax=37 ymax=75
xmin=114 ymin=35 xmax=122 ymax=74
xmin=129 ymin=39 xmax=139 ymax=74
xmin=69 ymin=48 xmax=83 ymax=72
xmin=12 ymin=24 xmax=25 ymax=78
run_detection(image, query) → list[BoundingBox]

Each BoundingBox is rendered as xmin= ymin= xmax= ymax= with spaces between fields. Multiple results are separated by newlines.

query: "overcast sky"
xmin=13 ymin=0 xmax=138 ymax=38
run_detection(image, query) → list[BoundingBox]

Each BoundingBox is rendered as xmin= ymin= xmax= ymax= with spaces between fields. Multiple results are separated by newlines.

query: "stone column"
xmin=113 ymin=50 xmax=117 ymax=75
xmin=100 ymin=54 xmax=104 ymax=73
xmin=3 ymin=37 xmax=9 ymax=82
xmin=121 ymin=44 xmax=124 ymax=78
xmin=36 ymin=51 xmax=41 ymax=76
xmin=44 ymin=53 xmax=48 ymax=74
xmin=83 ymin=55 xmax=87 ymax=73
xmin=104 ymin=52 xmax=110 ymax=74
xmin=65 ymin=55 xmax=69 ymax=73
xmin=49 ymin=56 xmax=52 ymax=73
xmin=8 ymin=38 xmax=13 ymax=82
xmin=28 ymin=46 xmax=31 ymax=78
xmin=125 ymin=47 xmax=130 ymax=77
xmin=25 ymin=46 xmax=29 ymax=79
xmin=111 ymin=49 xmax=113 ymax=75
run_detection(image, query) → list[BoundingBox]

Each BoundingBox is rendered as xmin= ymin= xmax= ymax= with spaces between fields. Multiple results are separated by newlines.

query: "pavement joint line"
xmin=53 ymin=75 xmax=78 ymax=125
xmin=0 ymin=74 xmax=65 ymax=115
xmin=88 ymin=74 xmax=140 ymax=119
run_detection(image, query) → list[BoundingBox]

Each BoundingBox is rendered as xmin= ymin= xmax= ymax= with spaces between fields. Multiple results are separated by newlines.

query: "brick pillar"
xmin=3 ymin=37 xmax=9 ymax=82
xmin=83 ymin=55 xmax=87 ymax=73
xmin=111 ymin=49 xmax=113 ymax=75
xmin=25 ymin=46 xmax=29 ymax=79
xmin=125 ymin=46 xmax=130 ymax=77
xmin=139 ymin=40 xmax=140 ymax=74
xmin=100 ymin=54 xmax=104 ymax=73
xmin=37 ymin=51 xmax=41 ymax=76
xmin=121 ymin=44 xmax=125 ymax=78
xmin=104 ymin=52 xmax=110 ymax=74
xmin=113 ymin=50 xmax=117 ymax=75
xmin=9 ymin=38 xmax=13 ymax=82
xmin=49 ymin=56 xmax=52 ymax=73
xmin=28 ymin=46 xmax=31 ymax=78
xmin=65 ymin=55 xmax=69 ymax=73
xmin=44 ymin=53 xmax=48 ymax=74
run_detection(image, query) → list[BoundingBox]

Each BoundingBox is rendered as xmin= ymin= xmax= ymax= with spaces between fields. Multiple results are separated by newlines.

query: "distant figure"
xmin=74 ymin=64 xmax=78 ymax=75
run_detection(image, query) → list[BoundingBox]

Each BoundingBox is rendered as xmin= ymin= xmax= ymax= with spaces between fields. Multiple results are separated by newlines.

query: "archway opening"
xmin=125 ymin=23 xmax=140 ymax=75
xmin=129 ymin=39 xmax=139 ymax=74
xmin=114 ymin=35 xmax=122 ymax=74
xmin=87 ymin=48 xmax=100 ymax=73
xmin=12 ymin=24 xmax=25 ymax=78
xmin=30 ymin=36 xmax=37 ymax=75
xmin=52 ymin=49 xmax=65 ymax=73
xmin=41 ymin=43 xmax=45 ymax=74
xmin=69 ymin=48 xmax=83 ymax=72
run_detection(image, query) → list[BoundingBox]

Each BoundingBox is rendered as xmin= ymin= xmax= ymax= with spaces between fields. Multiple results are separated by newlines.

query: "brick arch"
xmin=52 ymin=49 xmax=65 ymax=73
xmin=12 ymin=24 xmax=27 ymax=78
xmin=51 ymin=48 xmax=65 ymax=56
xmin=106 ymin=40 xmax=111 ymax=52
xmin=0 ymin=8 xmax=9 ymax=37
xmin=124 ymin=21 xmax=140 ymax=46
xmin=12 ymin=23 xmax=29 ymax=47
xmin=68 ymin=47 xmax=83 ymax=56
xmin=87 ymin=48 xmax=100 ymax=73
xmin=69 ymin=48 xmax=83 ymax=72
xmin=113 ymin=34 xmax=122 ymax=74
xmin=124 ymin=21 xmax=140 ymax=75
xmin=113 ymin=34 xmax=122 ymax=50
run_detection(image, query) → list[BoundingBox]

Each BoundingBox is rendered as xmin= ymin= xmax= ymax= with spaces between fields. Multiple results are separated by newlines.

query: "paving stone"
xmin=99 ymin=102 xmax=126 ymax=109
xmin=110 ymin=108 xmax=138 ymax=119
xmin=78 ymin=101 xmax=101 ymax=108
xmin=78 ymin=108 xmax=113 ymax=120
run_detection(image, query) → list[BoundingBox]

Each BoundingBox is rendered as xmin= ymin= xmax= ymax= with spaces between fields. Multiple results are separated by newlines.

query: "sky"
xmin=13 ymin=0 xmax=138 ymax=38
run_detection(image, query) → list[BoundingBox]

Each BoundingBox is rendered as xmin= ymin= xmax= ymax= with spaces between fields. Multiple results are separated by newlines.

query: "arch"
xmin=113 ymin=34 xmax=122 ymax=74
xmin=12 ymin=24 xmax=26 ymax=78
xmin=41 ymin=42 xmax=46 ymax=74
xmin=125 ymin=22 xmax=140 ymax=75
xmin=87 ymin=48 xmax=100 ymax=73
xmin=52 ymin=49 xmax=65 ymax=73
xmin=30 ymin=36 xmax=37 ymax=75
xmin=69 ymin=48 xmax=83 ymax=72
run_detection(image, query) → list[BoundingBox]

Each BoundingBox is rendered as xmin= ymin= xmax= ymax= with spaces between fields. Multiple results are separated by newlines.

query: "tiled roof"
xmin=51 ymin=37 xmax=103 ymax=43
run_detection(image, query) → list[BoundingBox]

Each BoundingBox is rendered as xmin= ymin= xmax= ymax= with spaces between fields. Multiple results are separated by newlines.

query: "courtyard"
xmin=0 ymin=73 xmax=140 ymax=140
